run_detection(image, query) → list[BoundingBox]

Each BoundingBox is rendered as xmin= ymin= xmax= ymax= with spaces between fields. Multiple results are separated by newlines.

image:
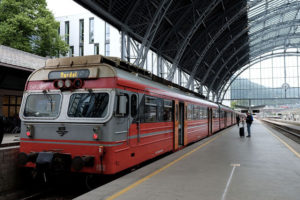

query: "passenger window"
xmin=187 ymin=104 xmax=193 ymax=120
xmin=193 ymin=105 xmax=200 ymax=120
xmin=131 ymin=94 xmax=137 ymax=118
xmin=163 ymin=99 xmax=172 ymax=121
xmin=157 ymin=98 xmax=163 ymax=122
xmin=144 ymin=96 xmax=157 ymax=122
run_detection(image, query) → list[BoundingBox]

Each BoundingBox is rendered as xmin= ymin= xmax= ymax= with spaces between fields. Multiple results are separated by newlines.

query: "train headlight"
xmin=73 ymin=79 xmax=83 ymax=88
xmin=57 ymin=80 xmax=64 ymax=88
xmin=65 ymin=79 xmax=72 ymax=88
xmin=54 ymin=80 xmax=64 ymax=89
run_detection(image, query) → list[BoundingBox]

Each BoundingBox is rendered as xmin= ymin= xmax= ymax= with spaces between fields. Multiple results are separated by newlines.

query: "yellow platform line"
xmin=106 ymin=133 xmax=224 ymax=200
xmin=264 ymin=125 xmax=300 ymax=158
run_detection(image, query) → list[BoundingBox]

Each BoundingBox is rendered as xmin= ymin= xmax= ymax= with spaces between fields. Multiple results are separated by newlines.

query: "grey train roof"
xmin=75 ymin=0 xmax=300 ymax=94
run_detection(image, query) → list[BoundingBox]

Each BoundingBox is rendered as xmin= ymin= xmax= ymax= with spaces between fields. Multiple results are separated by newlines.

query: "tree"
xmin=231 ymin=100 xmax=237 ymax=109
xmin=0 ymin=0 xmax=69 ymax=57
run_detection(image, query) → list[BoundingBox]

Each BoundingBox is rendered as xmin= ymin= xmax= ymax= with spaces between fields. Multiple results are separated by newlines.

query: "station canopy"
xmin=75 ymin=0 xmax=300 ymax=94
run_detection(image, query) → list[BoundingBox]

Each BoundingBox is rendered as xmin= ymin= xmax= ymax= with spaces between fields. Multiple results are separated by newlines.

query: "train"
xmin=17 ymin=55 xmax=242 ymax=176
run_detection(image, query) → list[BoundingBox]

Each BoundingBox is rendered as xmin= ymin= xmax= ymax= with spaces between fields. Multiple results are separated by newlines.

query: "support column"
xmin=178 ymin=69 xmax=182 ymax=86
xmin=121 ymin=32 xmax=126 ymax=60
xmin=191 ymin=80 xmax=194 ymax=91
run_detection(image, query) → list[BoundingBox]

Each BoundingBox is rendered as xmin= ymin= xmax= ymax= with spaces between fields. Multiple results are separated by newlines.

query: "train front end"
xmin=18 ymin=56 xmax=117 ymax=174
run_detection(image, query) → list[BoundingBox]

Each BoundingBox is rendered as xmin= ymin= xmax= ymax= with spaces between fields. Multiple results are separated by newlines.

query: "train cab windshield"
xmin=24 ymin=94 xmax=61 ymax=117
xmin=67 ymin=92 xmax=109 ymax=118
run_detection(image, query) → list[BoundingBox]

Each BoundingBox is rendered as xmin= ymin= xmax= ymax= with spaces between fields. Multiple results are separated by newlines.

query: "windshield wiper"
xmin=43 ymin=90 xmax=53 ymax=111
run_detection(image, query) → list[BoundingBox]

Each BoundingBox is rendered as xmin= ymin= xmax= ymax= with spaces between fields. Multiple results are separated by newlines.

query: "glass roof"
xmin=248 ymin=0 xmax=300 ymax=62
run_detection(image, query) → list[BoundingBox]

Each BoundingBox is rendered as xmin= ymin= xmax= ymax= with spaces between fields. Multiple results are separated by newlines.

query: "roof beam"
xmin=200 ymin=1 xmax=300 ymax=88
xmin=166 ymin=0 xmax=223 ymax=81
xmin=133 ymin=0 xmax=173 ymax=68
xmin=185 ymin=3 xmax=249 ymax=88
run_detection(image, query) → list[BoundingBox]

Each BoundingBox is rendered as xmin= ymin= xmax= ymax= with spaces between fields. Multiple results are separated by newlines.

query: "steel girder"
xmin=201 ymin=2 xmax=300 ymax=93
xmin=74 ymin=0 xmax=144 ymax=42
xmin=133 ymin=0 xmax=173 ymax=68
xmin=166 ymin=0 xmax=223 ymax=81
xmin=74 ymin=0 xmax=300 ymax=102
xmin=207 ymin=19 xmax=300 ymax=96
xmin=185 ymin=0 xmax=263 ymax=88
xmin=218 ymin=51 xmax=300 ymax=102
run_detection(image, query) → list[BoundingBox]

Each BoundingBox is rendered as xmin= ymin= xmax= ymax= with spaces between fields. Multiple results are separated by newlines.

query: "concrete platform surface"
xmin=76 ymin=120 xmax=300 ymax=200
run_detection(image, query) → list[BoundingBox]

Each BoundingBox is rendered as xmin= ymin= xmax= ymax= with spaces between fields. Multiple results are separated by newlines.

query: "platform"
xmin=0 ymin=133 xmax=20 ymax=147
xmin=76 ymin=120 xmax=300 ymax=200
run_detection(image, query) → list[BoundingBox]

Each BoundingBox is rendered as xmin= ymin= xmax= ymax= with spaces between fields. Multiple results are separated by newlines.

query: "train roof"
xmin=27 ymin=55 xmax=220 ymax=108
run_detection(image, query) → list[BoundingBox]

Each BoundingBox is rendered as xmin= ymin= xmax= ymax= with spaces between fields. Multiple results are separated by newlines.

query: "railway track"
xmin=261 ymin=119 xmax=300 ymax=144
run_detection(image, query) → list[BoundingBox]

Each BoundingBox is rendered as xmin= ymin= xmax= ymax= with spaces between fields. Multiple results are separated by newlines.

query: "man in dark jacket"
xmin=246 ymin=112 xmax=253 ymax=137
xmin=236 ymin=115 xmax=240 ymax=126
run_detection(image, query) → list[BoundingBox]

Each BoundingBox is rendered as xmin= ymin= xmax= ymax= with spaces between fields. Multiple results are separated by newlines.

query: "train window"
xmin=213 ymin=109 xmax=219 ymax=118
xmin=144 ymin=96 xmax=157 ymax=122
xmin=131 ymin=94 xmax=137 ymax=118
xmin=24 ymin=94 xmax=61 ymax=118
xmin=157 ymin=98 xmax=163 ymax=122
xmin=203 ymin=107 xmax=208 ymax=119
xmin=68 ymin=93 xmax=109 ymax=118
xmin=199 ymin=107 xmax=207 ymax=119
xmin=193 ymin=105 xmax=200 ymax=120
xmin=187 ymin=104 xmax=193 ymax=120
xmin=163 ymin=100 xmax=172 ymax=121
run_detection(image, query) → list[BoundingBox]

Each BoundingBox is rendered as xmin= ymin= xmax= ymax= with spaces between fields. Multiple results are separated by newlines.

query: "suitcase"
xmin=239 ymin=127 xmax=244 ymax=137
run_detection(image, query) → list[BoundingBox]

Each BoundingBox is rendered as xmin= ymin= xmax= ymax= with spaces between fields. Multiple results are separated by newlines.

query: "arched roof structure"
xmin=75 ymin=0 xmax=300 ymax=97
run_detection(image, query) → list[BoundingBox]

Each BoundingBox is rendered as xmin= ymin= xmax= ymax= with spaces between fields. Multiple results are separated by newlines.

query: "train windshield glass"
xmin=68 ymin=93 xmax=109 ymax=118
xmin=24 ymin=94 xmax=61 ymax=117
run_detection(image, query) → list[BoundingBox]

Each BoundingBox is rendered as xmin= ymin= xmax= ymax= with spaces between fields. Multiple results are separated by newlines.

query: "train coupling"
xmin=18 ymin=152 xmax=72 ymax=172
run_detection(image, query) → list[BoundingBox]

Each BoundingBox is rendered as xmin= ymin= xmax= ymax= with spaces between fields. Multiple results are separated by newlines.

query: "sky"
xmin=46 ymin=0 xmax=88 ymax=17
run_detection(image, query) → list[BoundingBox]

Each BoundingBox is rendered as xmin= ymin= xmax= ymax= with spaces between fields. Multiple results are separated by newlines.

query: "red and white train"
xmin=18 ymin=55 xmax=241 ymax=175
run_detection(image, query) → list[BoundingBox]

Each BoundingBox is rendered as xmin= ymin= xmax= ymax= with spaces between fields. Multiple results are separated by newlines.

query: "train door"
xmin=208 ymin=108 xmax=213 ymax=136
xmin=174 ymin=100 xmax=179 ymax=150
xmin=178 ymin=102 xmax=185 ymax=146
xmin=173 ymin=100 xmax=185 ymax=150
xmin=129 ymin=93 xmax=139 ymax=146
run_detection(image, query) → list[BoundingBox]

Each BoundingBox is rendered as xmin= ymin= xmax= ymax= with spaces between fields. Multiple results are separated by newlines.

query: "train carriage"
xmin=18 ymin=55 xmax=235 ymax=175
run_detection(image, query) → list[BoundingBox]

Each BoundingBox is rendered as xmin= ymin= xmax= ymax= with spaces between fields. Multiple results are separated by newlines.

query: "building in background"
xmin=0 ymin=45 xmax=46 ymax=132
xmin=56 ymin=12 xmax=121 ymax=58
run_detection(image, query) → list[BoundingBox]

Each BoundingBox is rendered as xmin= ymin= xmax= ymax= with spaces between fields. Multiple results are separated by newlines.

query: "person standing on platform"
xmin=246 ymin=112 xmax=253 ymax=137
xmin=236 ymin=115 xmax=240 ymax=126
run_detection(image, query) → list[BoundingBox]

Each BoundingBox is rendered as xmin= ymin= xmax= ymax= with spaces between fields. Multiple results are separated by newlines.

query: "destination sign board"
xmin=48 ymin=69 xmax=90 ymax=80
